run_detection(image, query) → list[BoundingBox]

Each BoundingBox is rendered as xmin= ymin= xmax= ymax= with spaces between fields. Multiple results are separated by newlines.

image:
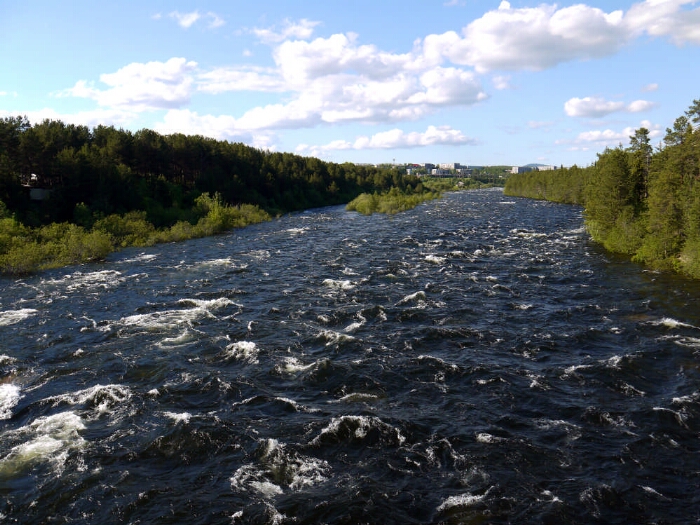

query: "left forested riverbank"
xmin=0 ymin=116 xmax=423 ymax=274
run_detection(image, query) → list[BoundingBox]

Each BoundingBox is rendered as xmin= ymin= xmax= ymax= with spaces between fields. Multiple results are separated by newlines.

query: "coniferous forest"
xmin=505 ymin=98 xmax=700 ymax=278
xmin=0 ymin=118 xmax=424 ymax=274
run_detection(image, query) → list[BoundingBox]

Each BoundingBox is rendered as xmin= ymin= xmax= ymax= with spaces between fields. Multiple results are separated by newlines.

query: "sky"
xmin=1 ymin=1 xmax=699 ymax=168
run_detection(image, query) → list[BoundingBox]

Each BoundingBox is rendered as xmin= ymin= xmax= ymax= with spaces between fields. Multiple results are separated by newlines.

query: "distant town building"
xmin=439 ymin=163 xmax=463 ymax=170
xmin=431 ymin=168 xmax=451 ymax=177
xmin=537 ymin=165 xmax=556 ymax=171
xmin=511 ymin=166 xmax=534 ymax=174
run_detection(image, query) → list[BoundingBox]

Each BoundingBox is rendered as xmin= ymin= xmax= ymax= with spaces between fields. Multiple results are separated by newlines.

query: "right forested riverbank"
xmin=505 ymin=98 xmax=700 ymax=279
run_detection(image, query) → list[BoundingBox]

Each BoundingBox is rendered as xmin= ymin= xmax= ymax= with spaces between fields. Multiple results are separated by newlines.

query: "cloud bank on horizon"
xmin=1 ymin=0 xmax=699 ymax=166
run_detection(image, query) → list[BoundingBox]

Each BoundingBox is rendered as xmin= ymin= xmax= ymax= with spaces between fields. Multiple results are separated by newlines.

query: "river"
xmin=1 ymin=188 xmax=699 ymax=524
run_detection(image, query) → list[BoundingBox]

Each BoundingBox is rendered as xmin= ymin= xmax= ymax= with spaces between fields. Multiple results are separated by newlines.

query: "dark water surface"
xmin=1 ymin=189 xmax=699 ymax=524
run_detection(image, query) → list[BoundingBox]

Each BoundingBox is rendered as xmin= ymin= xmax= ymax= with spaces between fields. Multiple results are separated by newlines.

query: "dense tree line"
xmin=0 ymin=117 xmax=424 ymax=273
xmin=0 ymin=116 xmax=420 ymax=227
xmin=504 ymin=99 xmax=700 ymax=278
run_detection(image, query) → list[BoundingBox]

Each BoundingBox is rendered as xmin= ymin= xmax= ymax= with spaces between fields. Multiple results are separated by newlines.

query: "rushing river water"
xmin=1 ymin=188 xmax=700 ymax=524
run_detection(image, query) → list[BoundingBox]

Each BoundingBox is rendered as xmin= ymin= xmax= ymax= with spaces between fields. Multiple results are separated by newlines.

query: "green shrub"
xmin=57 ymin=225 xmax=114 ymax=265
xmin=0 ymin=241 xmax=48 ymax=274
xmin=94 ymin=211 xmax=155 ymax=247
xmin=346 ymin=188 xmax=441 ymax=215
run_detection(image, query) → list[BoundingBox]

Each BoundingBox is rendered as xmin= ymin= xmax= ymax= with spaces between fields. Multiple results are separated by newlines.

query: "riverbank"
xmin=504 ymin=98 xmax=700 ymax=280
xmin=0 ymin=193 xmax=270 ymax=275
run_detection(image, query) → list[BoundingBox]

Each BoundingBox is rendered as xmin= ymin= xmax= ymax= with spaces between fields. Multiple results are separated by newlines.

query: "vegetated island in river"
xmin=505 ymin=97 xmax=700 ymax=279
xmin=346 ymin=177 xmax=495 ymax=215
xmin=0 ymin=116 xmax=495 ymax=275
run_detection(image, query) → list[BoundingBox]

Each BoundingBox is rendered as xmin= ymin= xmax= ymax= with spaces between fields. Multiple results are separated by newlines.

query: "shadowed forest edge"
xmin=505 ymin=98 xmax=700 ymax=279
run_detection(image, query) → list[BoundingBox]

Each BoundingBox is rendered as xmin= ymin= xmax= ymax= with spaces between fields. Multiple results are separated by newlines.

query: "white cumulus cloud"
xmin=252 ymin=19 xmax=321 ymax=44
xmin=169 ymin=11 xmax=201 ymax=29
xmin=625 ymin=0 xmax=700 ymax=45
xmin=61 ymin=58 xmax=197 ymax=111
xmin=564 ymin=96 xmax=656 ymax=118
xmin=297 ymin=125 xmax=477 ymax=157
xmin=167 ymin=10 xmax=225 ymax=29
xmin=0 ymin=108 xmax=137 ymax=128
xmin=415 ymin=0 xmax=700 ymax=74
xmin=431 ymin=2 xmax=627 ymax=72
xmin=558 ymin=119 xmax=662 ymax=150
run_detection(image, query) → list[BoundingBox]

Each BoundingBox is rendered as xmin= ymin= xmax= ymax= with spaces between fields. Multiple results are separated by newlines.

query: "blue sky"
xmin=1 ymin=1 xmax=699 ymax=167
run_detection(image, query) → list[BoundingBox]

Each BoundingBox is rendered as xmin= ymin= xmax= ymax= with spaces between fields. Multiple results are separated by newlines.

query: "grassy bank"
xmin=0 ymin=193 xmax=270 ymax=275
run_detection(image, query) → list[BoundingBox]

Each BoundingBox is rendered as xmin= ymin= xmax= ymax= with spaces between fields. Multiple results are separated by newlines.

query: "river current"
xmin=1 ymin=188 xmax=699 ymax=524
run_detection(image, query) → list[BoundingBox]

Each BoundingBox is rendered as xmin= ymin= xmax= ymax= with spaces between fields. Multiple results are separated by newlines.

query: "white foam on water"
xmin=475 ymin=433 xmax=505 ymax=444
xmin=513 ymin=303 xmax=534 ymax=310
xmin=178 ymin=297 xmax=236 ymax=310
xmin=341 ymin=267 xmax=358 ymax=276
xmin=416 ymin=355 xmax=459 ymax=372
xmin=652 ymin=407 xmax=689 ymax=428
xmin=310 ymin=415 xmax=405 ymax=446
xmin=437 ymin=487 xmax=493 ymax=512
xmin=672 ymin=392 xmax=700 ymax=405
xmin=0 ymin=355 xmax=15 ymax=365
xmin=0 ymin=308 xmax=38 ymax=326
xmin=225 ymin=341 xmax=259 ymax=364
xmin=0 ymin=411 xmax=86 ymax=476
xmin=163 ymin=411 xmax=192 ymax=424
xmin=344 ymin=313 xmax=366 ymax=333
xmin=0 ymin=384 xmax=21 ymax=420
xmin=317 ymin=330 xmax=355 ymax=346
xmin=640 ymin=485 xmax=670 ymax=500
xmin=198 ymin=257 xmax=233 ymax=266
xmin=231 ymin=438 xmax=330 ymax=498
xmin=619 ymin=382 xmax=645 ymax=397
xmin=605 ymin=355 xmax=623 ymax=368
xmin=510 ymin=228 xmax=548 ymax=239
xmin=334 ymin=393 xmax=379 ymax=403
xmin=120 ymin=297 xmax=235 ymax=331
xmin=119 ymin=253 xmax=158 ymax=264
xmin=674 ymin=336 xmax=700 ymax=348
xmin=246 ymin=250 xmax=270 ymax=261
xmin=251 ymin=480 xmax=284 ymax=497
xmin=45 ymin=384 xmax=132 ymax=420
xmin=527 ymin=372 xmax=549 ymax=390
xmin=159 ymin=329 xmax=198 ymax=348
xmin=43 ymin=270 xmax=126 ymax=293
xmin=275 ymin=357 xmax=319 ymax=374
xmin=534 ymin=418 xmax=582 ymax=441
xmin=397 ymin=291 xmax=426 ymax=305
xmin=654 ymin=317 xmax=698 ymax=330
xmin=561 ymin=363 xmax=593 ymax=378
xmin=540 ymin=490 xmax=563 ymax=503
xmin=425 ymin=254 xmax=446 ymax=264
xmin=322 ymin=279 xmax=355 ymax=290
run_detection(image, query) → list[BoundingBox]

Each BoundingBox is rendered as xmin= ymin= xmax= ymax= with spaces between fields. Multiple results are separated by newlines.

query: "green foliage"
xmin=93 ymin=211 xmax=156 ymax=247
xmin=0 ymin=199 xmax=9 ymax=219
xmin=0 ymin=115 xmax=413 ymax=274
xmin=422 ymin=177 xmax=489 ymax=193
xmin=0 ymin=220 xmax=113 ymax=274
xmin=504 ymin=166 xmax=586 ymax=204
xmin=346 ymin=187 xmax=441 ymax=215
xmin=505 ymin=97 xmax=700 ymax=280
